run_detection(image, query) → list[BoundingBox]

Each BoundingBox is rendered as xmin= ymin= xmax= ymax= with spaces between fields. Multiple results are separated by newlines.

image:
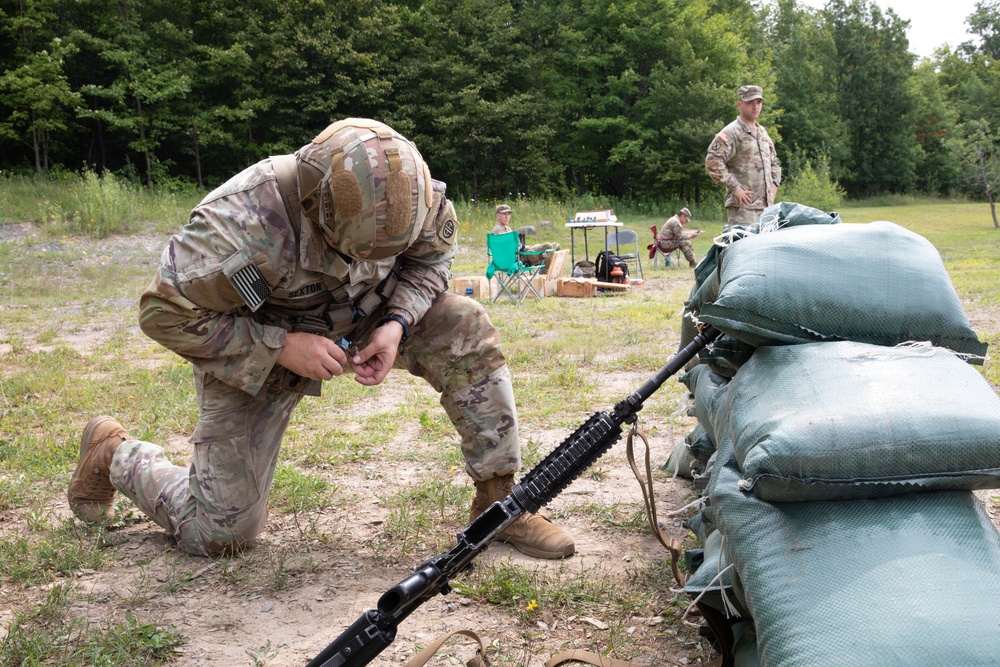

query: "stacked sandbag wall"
xmin=670 ymin=204 xmax=1000 ymax=667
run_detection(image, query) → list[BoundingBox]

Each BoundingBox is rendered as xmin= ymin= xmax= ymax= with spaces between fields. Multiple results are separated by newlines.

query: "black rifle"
xmin=306 ymin=325 xmax=722 ymax=667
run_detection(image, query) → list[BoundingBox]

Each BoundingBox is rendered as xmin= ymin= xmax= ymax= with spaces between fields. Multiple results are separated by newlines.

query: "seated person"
xmin=493 ymin=204 xmax=560 ymax=270
xmin=656 ymin=207 xmax=701 ymax=268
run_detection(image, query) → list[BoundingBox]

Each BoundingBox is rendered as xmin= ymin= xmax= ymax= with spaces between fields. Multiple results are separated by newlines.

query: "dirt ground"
xmin=2 ymin=223 xmax=999 ymax=667
xmin=55 ymin=415 xmax=707 ymax=667
xmin=56 ymin=381 xmax=706 ymax=667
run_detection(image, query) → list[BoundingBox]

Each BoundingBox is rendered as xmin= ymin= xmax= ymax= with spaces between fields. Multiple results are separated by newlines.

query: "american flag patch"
xmin=229 ymin=263 xmax=271 ymax=311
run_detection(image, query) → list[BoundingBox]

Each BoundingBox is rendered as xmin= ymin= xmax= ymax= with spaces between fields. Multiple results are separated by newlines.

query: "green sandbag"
xmin=679 ymin=363 xmax=710 ymax=394
xmin=683 ymin=529 xmax=749 ymax=619
xmin=664 ymin=440 xmax=697 ymax=477
xmin=758 ymin=201 xmax=841 ymax=229
xmin=692 ymin=367 xmax=730 ymax=445
xmin=689 ymin=222 xmax=988 ymax=362
xmin=664 ymin=425 xmax=709 ymax=477
xmin=731 ymin=621 xmax=760 ymax=667
xmin=725 ymin=341 xmax=1000 ymax=502
xmin=709 ymin=441 xmax=1000 ymax=667
xmin=689 ymin=430 xmax=716 ymax=464
xmin=682 ymin=507 xmax=715 ymax=544
xmin=699 ymin=335 xmax=755 ymax=378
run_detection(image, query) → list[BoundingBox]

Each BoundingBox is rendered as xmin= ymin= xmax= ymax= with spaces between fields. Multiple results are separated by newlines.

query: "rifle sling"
xmin=402 ymin=629 xmax=489 ymax=667
xmin=625 ymin=423 xmax=688 ymax=588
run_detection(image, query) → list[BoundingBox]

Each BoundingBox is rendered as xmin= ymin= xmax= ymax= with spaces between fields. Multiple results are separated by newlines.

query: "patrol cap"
xmin=679 ymin=207 xmax=692 ymax=219
xmin=496 ymin=204 xmax=512 ymax=214
xmin=296 ymin=118 xmax=433 ymax=260
xmin=738 ymin=85 xmax=764 ymax=102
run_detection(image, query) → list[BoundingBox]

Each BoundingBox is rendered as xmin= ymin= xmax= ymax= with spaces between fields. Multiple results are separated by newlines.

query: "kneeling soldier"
xmin=67 ymin=119 xmax=574 ymax=560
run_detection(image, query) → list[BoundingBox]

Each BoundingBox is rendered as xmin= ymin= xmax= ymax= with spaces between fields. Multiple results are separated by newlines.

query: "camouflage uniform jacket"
xmin=705 ymin=117 xmax=781 ymax=210
xmin=656 ymin=215 xmax=686 ymax=249
xmin=139 ymin=157 xmax=457 ymax=397
xmin=491 ymin=221 xmax=514 ymax=236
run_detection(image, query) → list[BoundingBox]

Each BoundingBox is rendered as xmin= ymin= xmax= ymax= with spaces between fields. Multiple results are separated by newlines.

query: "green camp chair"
xmin=485 ymin=233 xmax=548 ymax=303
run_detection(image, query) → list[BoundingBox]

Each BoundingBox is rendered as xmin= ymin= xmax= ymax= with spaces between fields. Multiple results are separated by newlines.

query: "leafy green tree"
xmin=965 ymin=0 xmax=1000 ymax=59
xmin=766 ymin=0 xmax=849 ymax=182
xmin=71 ymin=0 xmax=191 ymax=185
xmin=512 ymin=0 xmax=758 ymax=203
xmin=0 ymin=38 xmax=82 ymax=176
xmin=827 ymin=0 xmax=917 ymax=195
xmin=636 ymin=0 xmax=770 ymax=204
xmin=954 ymin=119 xmax=1000 ymax=227
xmin=386 ymin=0 xmax=561 ymax=200
xmin=780 ymin=157 xmax=845 ymax=210
xmin=909 ymin=60 xmax=961 ymax=194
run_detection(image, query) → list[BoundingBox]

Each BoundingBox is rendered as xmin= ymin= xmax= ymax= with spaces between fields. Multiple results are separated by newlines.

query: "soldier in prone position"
xmin=67 ymin=119 xmax=574 ymax=560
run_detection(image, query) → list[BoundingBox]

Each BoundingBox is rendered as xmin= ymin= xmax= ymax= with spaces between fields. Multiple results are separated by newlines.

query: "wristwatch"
xmin=378 ymin=312 xmax=411 ymax=343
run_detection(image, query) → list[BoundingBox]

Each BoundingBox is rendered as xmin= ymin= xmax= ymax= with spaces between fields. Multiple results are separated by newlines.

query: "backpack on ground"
xmin=594 ymin=250 xmax=629 ymax=282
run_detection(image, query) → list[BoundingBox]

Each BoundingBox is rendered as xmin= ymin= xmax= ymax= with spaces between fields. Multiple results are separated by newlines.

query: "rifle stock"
xmin=307 ymin=325 xmax=722 ymax=667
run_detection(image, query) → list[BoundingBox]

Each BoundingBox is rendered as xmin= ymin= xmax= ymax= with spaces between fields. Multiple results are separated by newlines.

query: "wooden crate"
xmin=452 ymin=276 xmax=490 ymax=300
xmin=556 ymin=277 xmax=597 ymax=297
xmin=522 ymin=273 xmax=548 ymax=299
xmin=545 ymin=249 xmax=570 ymax=279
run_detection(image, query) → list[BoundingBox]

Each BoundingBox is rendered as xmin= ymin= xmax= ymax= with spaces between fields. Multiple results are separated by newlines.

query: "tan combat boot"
xmin=470 ymin=474 xmax=575 ymax=559
xmin=67 ymin=416 xmax=130 ymax=522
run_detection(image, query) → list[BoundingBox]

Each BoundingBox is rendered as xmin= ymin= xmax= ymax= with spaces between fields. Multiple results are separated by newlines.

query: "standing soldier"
xmin=705 ymin=85 xmax=782 ymax=227
xmin=66 ymin=118 xmax=575 ymax=560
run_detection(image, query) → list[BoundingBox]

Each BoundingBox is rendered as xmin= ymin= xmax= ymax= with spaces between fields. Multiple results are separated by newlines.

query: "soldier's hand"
xmin=351 ymin=324 xmax=402 ymax=386
xmin=734 ymin=187 xmax=753 ymax=206
xmin=277 ymin=332 xmax=350 ymax=381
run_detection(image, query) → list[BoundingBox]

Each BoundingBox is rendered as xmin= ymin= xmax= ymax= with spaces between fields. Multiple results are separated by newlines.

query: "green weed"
xmin=0 ymin=586 xmax=184 ymax=666
xmin=270 ymin=462 xmax=336 ymax=515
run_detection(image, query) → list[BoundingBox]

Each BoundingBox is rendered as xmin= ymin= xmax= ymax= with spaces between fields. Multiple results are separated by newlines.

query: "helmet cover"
xmin=296 ymin=119 xmax=433 ymax=260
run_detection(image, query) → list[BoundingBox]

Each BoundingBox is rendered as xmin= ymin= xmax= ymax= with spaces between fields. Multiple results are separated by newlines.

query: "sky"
xmin=796 ymin=0 xmax=981 ymax=59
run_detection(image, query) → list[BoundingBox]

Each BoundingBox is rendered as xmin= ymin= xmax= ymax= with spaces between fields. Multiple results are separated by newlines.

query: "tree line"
xmin=3 ymin=0 xmax=1000 ymax=205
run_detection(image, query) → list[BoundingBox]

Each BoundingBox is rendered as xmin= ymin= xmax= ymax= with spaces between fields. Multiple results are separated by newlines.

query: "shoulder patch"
xmin=438 ymin=217 xmax=456 ymax=246
xmin=229 ymin=263 xmax=271 ymax=311
xmin=221 ymin=248 xmax=272 ymax=312
xmin=711 ymin=140 xmax=722 ymax=152
xmin=719 ymin=131 xmax=730 ymax=142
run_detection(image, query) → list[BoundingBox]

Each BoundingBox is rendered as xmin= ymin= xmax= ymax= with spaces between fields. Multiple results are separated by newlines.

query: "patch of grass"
xmin=563 ymin=501 xmax=649 ymax=532
xmin=0 ymin=585 xmax=184 ymax=666
xmin=453 ymin=557 xmax=667 ymax=626
xmin=0 ymin=172 xmax=199 ymax=236
xmin=269 ymin=461 xmax=336 ymax=515
xmin=216 ymin=545 xmax=319 ymax=595
xmin=372 ymin=477 xmax=473 ymax=562
xmin=0 ymin=521 xmax=107 ymax=585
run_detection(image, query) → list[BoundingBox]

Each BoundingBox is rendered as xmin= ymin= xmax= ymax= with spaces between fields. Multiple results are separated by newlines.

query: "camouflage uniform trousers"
xmin=725 ymin=206 xmax=764 ymax=227
xmin=519 ymin=242 xmax=561 ymax=269
xmin=110 ymin=291 xmax=520 ymax=556
xmin=660 ymin=239 xmax=696 ymax=265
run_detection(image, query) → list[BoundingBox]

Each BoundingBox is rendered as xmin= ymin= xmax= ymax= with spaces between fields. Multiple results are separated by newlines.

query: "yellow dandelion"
xmin=527 ymin=600 xmax=538 ymax=611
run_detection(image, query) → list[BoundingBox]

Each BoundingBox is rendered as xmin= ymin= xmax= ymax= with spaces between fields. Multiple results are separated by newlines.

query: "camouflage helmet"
xmin=296 ymin=119 xmax=433 ymax=260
